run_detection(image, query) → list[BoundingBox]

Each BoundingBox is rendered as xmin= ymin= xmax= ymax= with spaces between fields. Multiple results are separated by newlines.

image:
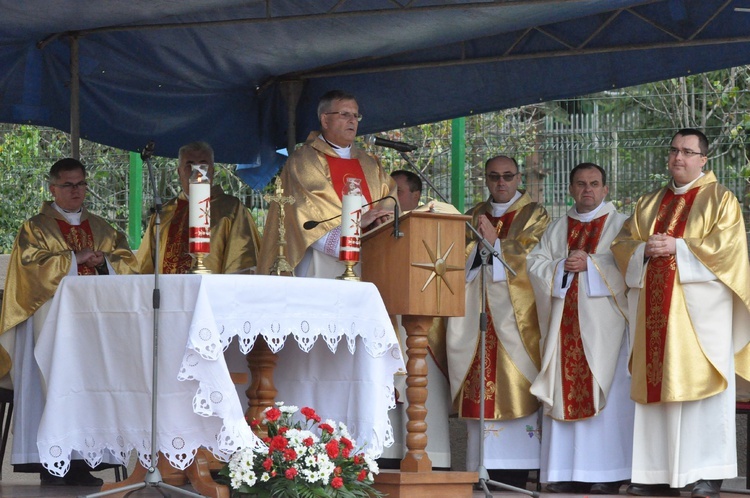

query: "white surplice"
xmin=527 ymin=202 xmax=634 ymax=483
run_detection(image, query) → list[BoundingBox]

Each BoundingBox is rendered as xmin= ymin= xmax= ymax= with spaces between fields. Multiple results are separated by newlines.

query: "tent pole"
xmin=281 ymin=80 xmax=303 ymax=155
xmin=70 ymin=35 xmax=80 ymax=160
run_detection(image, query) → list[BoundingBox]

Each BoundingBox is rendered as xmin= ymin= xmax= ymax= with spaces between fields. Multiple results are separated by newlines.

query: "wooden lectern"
xmin=361 ymin=211 xmax=477 ymax=498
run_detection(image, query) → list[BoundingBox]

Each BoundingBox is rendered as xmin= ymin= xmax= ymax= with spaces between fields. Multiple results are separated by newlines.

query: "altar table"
xmin=34 ymin=274 xmax=404 ymax=476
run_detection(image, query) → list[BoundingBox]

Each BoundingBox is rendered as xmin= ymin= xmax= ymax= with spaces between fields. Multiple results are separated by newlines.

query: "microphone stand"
xmin=398 ymin=150 xmax=537 ymax=497
xmin=84 ymin=144 xmax=202 ymax=498
xmin=474 ymin=247 xmax=537 ymax=498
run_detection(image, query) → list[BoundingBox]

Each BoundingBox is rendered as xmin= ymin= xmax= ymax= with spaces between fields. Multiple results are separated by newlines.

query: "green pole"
xmin=128 ymin=151 xmax=143 ymax=249
xmin=450 ymin=117 xmax=465 ymax=213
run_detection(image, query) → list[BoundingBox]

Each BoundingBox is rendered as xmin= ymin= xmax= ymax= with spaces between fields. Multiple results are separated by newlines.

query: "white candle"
xmin=339 ymin=192 xmax=362 ymax=262
xmin=189 ymin=167 xmax=211 ymax=255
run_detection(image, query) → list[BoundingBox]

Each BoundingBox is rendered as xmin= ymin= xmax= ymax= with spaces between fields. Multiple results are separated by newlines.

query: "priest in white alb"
xmin=527 ymin=162 xmax=633 ymax=495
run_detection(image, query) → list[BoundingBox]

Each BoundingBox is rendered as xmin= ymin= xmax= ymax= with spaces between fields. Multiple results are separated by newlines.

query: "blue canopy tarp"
xmin=0 ymin=0 xmax=749 ymax=188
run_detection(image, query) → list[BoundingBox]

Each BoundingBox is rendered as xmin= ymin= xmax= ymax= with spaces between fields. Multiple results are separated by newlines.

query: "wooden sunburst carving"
xmin=411 ymin=222 xmax=464 ymax=312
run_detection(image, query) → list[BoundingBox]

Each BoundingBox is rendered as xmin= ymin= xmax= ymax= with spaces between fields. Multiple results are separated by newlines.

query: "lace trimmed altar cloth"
xmin=34 ymin=274 xmax=404 ymax=476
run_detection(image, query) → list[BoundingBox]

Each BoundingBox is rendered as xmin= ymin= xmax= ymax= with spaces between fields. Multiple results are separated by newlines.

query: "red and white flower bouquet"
xmin=218 ymin=403 xmax=382 ymax=498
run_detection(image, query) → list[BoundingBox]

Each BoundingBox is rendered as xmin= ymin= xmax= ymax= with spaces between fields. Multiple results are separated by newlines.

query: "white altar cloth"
xmin=34 ymin=274 xmax=404 ymax=476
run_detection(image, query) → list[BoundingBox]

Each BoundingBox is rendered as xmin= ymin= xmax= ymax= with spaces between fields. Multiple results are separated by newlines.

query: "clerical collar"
xmin=319 ymin=134 xmax=352 ymax=159
xmin=489 ymin=190 xmax=522 ymax=217
xmin=574 ymin=201 xmax=606 ymax=223
xmin=51 ymin=202 xmax=82 ymax=226
xmin=671 ymin=172 xmax=704 ymax=194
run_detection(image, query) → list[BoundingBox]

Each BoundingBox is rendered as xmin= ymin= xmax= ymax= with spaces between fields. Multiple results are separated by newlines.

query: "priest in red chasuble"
xmin=137 ymin=141 xmax=261 ymax=275
xmin=527 ymin=163 xmax=633 ymax=494
xmin=446 ymin=155 xmax=549 ymax=488
xmin=612 ymin=129 xmax=750 ymax=498
xmin=256 ymin=90 xmax=396 ymax=278
xmin=0 ymin=158 xmax=137 ymax=486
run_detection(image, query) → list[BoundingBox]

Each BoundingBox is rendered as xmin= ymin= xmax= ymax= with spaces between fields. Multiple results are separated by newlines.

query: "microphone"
xmin=140 ymin=141 xmax=155 ymax=161
xmin=303 ymin=195 xmax=402 ymax=238
xmin=303 ymin=215 xmax=339 ymax=231
xmin=365 ymin=135 xmax=418 ymax=153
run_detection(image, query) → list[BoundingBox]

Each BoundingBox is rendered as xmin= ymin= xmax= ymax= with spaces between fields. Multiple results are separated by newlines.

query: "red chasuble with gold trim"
xmin=326 ymin=156 xmax=373 ymax=204
xmin=162 ymin=199 xmax=193 ymax=274
xmin=461 ymin=210 xmax=517 ymax=418
xmin=55 ymin=219 xmax=97 ymax=275
xmin=559 ymin=214 xmax=608 ymax=420
xmin=644 ymin=188 xmax=699 ymax=403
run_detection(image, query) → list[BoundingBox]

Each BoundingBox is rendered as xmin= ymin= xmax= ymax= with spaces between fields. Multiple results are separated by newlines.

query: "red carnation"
xmin=279 ymin=426 xmax=289 ymax=435
xmin=262 ymin=458 xmax=273 ymax=471
xmin=340 ymin=437 xmax=353 ymax=450
xmin=283 ymin=448 xmax=298 ymax=461
xmin=303 ymin=437 xmax=314 ymax=447
xmin=270 ymin=435 xmax=288 ymax=451
xmin=325 ymin=440 xmax=340 ymax=459
xmin=285 ymin=468 xmax=298 ymax=479
xmin=249 ymin=418 xmax=261 ymax=428
xmin=300 ymin=406 xmax=319 ymax=421
xmin=353 ymin=455 xmax=362 ymax=464
xmin=357 ymin=469 xmax=368 ymax=481
xmin=331 ymin=476 xmax=344 ymax=489
xmin=319 ymin=423 xmax=334 ymax=434
xmin=265 ymin=407 xmax=282 ymax=421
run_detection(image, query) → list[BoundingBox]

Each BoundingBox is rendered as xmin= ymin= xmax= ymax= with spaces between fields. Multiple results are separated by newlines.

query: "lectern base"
xmin=373 ymin=470 xmax=478 ymax=498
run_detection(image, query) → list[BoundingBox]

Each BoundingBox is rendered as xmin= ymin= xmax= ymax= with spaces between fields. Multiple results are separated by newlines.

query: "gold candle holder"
xmin=336 ymin=260 xmax=360 ymax=281
xmin=190 ymin=253 xmax=212 ymax=274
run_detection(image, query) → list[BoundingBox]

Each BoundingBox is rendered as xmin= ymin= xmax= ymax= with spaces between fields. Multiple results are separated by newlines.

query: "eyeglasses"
xmin=53 ymin=181 xmax=88 ymax=190
xmin=668 ymin=147 xmax=705 ymax=158
xmin=486 ymin=172 xmax=519 ymax=183
xmin=323 ymin=111 xmax=363 ymax=122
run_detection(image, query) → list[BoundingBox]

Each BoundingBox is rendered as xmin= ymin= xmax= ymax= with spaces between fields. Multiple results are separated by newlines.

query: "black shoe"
xmin=691 ymin=480 xmax=721 ymax=498
xmin=591 ymin=481 xmax=625 ymax=495
xmin=546 ymin=481 xmax=593 ymax=493
xmin=627 ymin=483 xmax=681 ymax=497
xmin=487 ymin=469 xmax=530 ymax=490
xmin=64 ymin=468 xmax=104 ymax=487
xmin=40 ymin=471 xmax=66 ymax=486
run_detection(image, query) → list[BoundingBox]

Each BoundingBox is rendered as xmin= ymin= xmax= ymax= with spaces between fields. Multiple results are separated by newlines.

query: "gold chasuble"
xmin=453 ymin=192 xmax=549 ymax=421
xmin=612 ymin=172 xmax=750 ymax=404
xmin=137 ymin=185 xmax=261 ymax=275
xmin=559 ymin=214 xmax=607 ymax=420
xmin=257 ymin=131 xmax=395 ymax=274
xmin=0 ymin=202 xmax=138 ymax=377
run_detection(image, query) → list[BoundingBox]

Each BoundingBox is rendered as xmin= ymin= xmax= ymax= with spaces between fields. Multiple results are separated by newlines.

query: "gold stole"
xmin=162 ymin=199 xmax=193 ymax=274
xmin=559 ymin=214 xmax=607 ymax=420
xmin=644 ymin=188 xmax=699 ymax=403
xmin=55 ymin=219 xmax=96 ymax=275
xmin=460 ymin=210 xmax=517 ymax=418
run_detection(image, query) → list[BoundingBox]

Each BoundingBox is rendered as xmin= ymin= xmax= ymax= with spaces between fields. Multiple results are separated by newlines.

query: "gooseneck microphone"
xmin=364 ymin=134 xmax=418 ymax=153
xmin=303 ymin=195 xmax=402 ymax=238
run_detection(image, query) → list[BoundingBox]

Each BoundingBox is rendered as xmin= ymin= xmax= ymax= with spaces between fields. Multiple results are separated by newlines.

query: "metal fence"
xmin=1 ymin=90 xmax=749 ymax=251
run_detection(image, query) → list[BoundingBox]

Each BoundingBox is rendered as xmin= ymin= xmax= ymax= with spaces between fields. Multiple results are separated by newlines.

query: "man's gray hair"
xmin=178 ymin=141 xmax=214 ymax=162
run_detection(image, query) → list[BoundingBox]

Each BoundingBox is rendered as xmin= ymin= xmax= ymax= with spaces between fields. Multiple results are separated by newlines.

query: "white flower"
xmin=364 ymin=449 xmax=380 ymax=474
xmin=280 ymin=404 xmax=298 ymax=414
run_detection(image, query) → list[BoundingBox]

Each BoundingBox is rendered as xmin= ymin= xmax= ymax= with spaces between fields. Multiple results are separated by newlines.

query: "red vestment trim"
xmin=559 ymin=214 xmax=608 ymax=420
xmin=644 ymin=188 xmax=699 ymax=403
xmin=163 ymin=199 xmax=193 ymax=274
xmin=55 ymin=219 xmax=96 ymax=275
xmin=460 ymin=210 xmax=518 ymax=418
xmin=326 ymin=156 xmax=373 ymax=205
